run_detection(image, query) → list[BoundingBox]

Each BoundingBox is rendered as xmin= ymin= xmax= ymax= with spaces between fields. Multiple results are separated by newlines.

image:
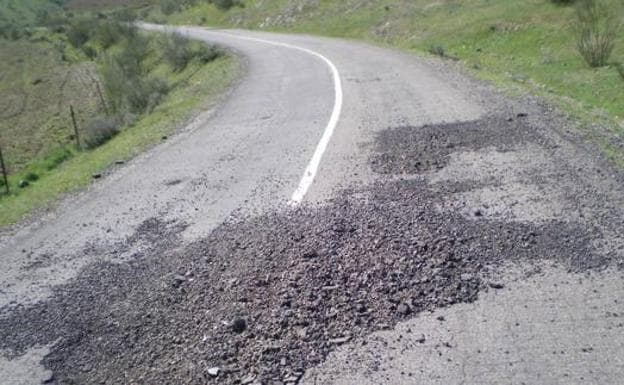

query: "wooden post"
xmin=70 ymin=105 xmax=81 ymax=149
xmin=94 ymin=81 xmax=109 ymax=115
xmin=0 ymin=144 xmax=9 ymax=194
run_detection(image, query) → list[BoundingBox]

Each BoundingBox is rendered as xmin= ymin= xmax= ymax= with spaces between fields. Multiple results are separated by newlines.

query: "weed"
xmin=428 ymin=44 xmax=446 ymax=57
xmin=576 ymin=0 xmax=619 ymax=68
xmin=43 ymin=147 xmax=73 ymax=171
xmin=24 ymin=172 xmax=39 ymax=182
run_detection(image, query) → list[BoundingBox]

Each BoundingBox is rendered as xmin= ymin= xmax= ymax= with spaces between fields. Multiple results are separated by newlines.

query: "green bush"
xmin=162 ymin=33 xmax=221 ymax=72
xmin=43 ymin=147 xmax=73 ymax=171
xmin=95 ymin=21 xmax=123 ymax=49
xmin=66 ymin=17 xmax=94 ymax=48
xmin=100 ymin=34 xmax=169 ymax=117
xmin=575 ymin=0 xmax=619 ymax=67
xmin=160 ymin=0 xmax=180 ymax=15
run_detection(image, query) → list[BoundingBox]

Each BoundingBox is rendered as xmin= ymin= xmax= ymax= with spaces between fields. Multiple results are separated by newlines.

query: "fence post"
xmin=70 ymin=105 xmax=81 ymax=149
xmin=94 ymin=82 xmax=109 ymax=115
xmin=0 ymin=144 xmax=9 ymax=194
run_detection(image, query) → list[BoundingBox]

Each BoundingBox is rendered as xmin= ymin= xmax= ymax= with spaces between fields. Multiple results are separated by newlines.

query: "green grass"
xmin=158 ymin=0 xmax=624 ymax=163
xmin=0 ymin=35 xmax=100 ymax=175
xmin=0 ymin=52 xmax=238 ymax=226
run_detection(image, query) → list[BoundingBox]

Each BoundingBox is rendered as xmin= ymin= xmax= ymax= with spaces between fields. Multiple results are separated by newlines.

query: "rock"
xmin=161 ymin=135 xmax=168 ymax=140
xmin=460 ymin=273 xmax=473 ymax=281
xmin=241 ymin=374 xmax=256 ymax=384
xmin=207 ymin=367 xmax=220 ymax=377
xmin=302 ymin=249 xmax=318 ymax=259
xmin=231 ymin=317 xmax=247 ymax=333
xmin=517 ymin=112 xmax=528 ymax=118
xmin=284 ymin=374 xmax=301 ymax=383
xmin=436 ymin=315 xmax=446 ymax=322
xmin=92 ymin=173 xmax=102 ymax=179
xmin=489 ymin=282 xmax=505 ymax=289
xmin=329 ymin=336 xmax=351 ymax=345
xmin=172 ymin=275 xmax=187 ymax=288
xmin=474 ymin=209 xmax=483 ymax=217
xmin=115 ymin=160 xmax=125 ymax=165
xmin=397 ymin=303 xmax=411 ymax=316
xmin=416 ymin=334 xmax=426 ymax=343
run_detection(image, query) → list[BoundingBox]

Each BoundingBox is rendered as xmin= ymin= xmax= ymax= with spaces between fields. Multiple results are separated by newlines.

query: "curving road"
xmin=2 ymin=26 xmax=623 ymax=385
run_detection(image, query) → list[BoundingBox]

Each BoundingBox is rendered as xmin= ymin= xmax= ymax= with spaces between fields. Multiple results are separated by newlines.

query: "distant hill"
xmin=64 ymin=0 xmax=153 ymax=10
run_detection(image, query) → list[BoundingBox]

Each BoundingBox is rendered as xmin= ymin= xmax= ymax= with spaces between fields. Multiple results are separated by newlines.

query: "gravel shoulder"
xmin=1 ymin=28 xmax=624 ymax=385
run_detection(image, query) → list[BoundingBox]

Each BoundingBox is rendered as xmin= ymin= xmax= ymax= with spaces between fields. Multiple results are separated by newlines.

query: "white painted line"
xmin=200 ymin=30 xmax=343 ymax=206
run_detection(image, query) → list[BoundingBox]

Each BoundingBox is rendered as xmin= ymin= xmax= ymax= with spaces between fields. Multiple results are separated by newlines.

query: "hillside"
xmin=0 ymin=1 xmax=239 ymax=225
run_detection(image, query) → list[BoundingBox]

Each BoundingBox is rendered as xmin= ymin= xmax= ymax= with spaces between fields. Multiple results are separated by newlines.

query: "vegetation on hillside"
xmin=0 ymin=0 xmax=238 ymax=225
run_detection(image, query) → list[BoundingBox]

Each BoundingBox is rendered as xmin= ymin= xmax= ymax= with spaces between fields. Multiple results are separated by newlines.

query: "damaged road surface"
xmin=2 ymin=28 xmax=624 ymax=385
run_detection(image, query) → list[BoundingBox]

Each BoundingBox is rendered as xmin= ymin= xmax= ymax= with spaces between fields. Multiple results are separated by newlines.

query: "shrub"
xmin=84 ymin=116 xmax=120 ymax=148
xmin=100 ymin=36 xmax=169 ymax=117
xmin=575 ymin=0 xmax=619 ymax=68
xmin=43 ymin=147 xmax=73 ymax=171
xmin=162 ymin=33 xmax=221 ymax=71
xmin=126 ymin=76 xmax=169 ymax=114
xmin=24 ymin=172 xmax=39 ymax=182
xmin=162 ymin=33 xmax=193 ymax=71
xmin=428 ymin=44 xmax=446 ymax=57
xmin=67 ymin=17 xmax=94 ymax=48
xmin=211 ymin=0 xmax=244 ymax=10
xmin=160 ymin=0 xmax=180 ymax=15
xmin=95 ymin=21 xmax=123 ymax=49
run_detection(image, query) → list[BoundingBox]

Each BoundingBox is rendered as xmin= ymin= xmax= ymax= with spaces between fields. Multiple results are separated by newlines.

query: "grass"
xmin=0 ymin=34 xmax=100 ymax=177
xmin=157 ymin=0 xmax=624 ymax=163
xmin=0 ymin=40 xmax=238 ymax=226
xmin=0 ymin=53 xmax=237 ymax=225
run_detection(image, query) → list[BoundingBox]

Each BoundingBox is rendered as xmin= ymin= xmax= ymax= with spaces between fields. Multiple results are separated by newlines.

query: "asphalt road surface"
xmin=1 ymin=27 xmax=623 ymax=384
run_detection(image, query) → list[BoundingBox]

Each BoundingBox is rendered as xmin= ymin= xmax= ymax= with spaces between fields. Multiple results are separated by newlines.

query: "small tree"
xmin=575 ymin=0 xmax=619 ymax=67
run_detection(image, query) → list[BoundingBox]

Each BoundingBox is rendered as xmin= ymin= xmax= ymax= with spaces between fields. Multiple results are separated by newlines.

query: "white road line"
xmin=198 ymin=30 xmax=343 ymax=206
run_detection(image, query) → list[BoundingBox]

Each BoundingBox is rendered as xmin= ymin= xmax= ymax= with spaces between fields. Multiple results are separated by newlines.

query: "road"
xmin=1 ymin=27 xmax=623 ymax=384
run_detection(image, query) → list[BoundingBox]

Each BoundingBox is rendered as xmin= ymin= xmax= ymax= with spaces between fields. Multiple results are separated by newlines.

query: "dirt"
xmin=1 ymin=113 xmax=620 ymax=385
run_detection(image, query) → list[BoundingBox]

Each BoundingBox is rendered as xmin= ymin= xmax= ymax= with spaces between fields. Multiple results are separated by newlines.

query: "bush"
xmin=160 ymin=0 xmax=180 ymax=15
xmin=162 ymin=33 xmax=221 ymax=71
xmin=43 ymin=147 xmax=73 ymax=171
xmin=84 ymin=116 xmax=120 ymax=148
xmin=575 ymin=0 xmax=619 ymax=68
xmin=126 ymin=76 xmax=169 ymax=114
xmin=428 ymin=44 xmax=446 ymax=57
xmin=95 ymin=21 xmax=123 ymax=49
xmin=67 ymin=17 xmax=94 ymax=48
xmin=24 ymin=172 xmax=39 ymax=182
xmin=162 ymin=33 xmax=193 ymax=71
xmin=100 ymin=35 xmax=169 ymax=117
xmin=210 ymin=0 xmax=244 ymax=10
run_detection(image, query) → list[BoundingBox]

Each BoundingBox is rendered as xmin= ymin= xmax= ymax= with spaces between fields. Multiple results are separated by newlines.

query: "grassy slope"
xmin=161 ymin=0 xmax=624 ymax=162
xmin=0 ymin=35 xmax=100 ymax=175
xmin=0 ymin=52 xmax=238 ymax=226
